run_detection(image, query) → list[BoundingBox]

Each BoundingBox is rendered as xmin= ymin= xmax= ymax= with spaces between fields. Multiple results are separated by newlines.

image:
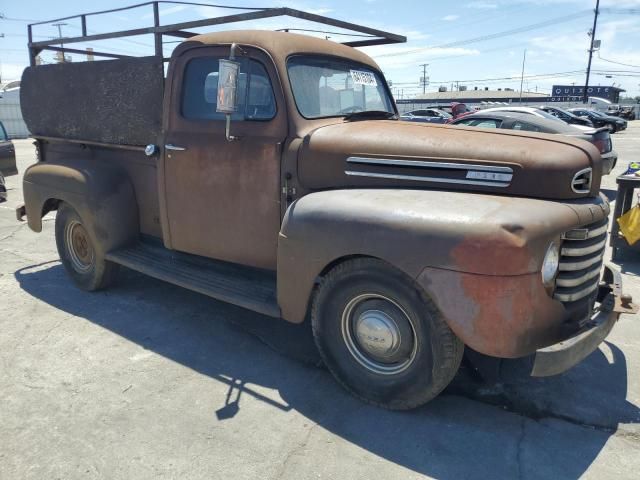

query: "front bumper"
xmin=531 ymin=264 xmax=636 ymax=377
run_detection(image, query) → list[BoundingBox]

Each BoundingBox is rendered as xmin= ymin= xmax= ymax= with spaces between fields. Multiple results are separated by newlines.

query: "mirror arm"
xmin=225 ymin=114 xmax=239 ymax=142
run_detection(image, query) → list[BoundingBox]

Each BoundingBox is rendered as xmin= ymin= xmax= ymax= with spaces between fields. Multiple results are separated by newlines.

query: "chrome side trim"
xmin=344 ymin=170 xmax=511 ymax=188
xmin=347 ymin=156 xmax=514 ymax=173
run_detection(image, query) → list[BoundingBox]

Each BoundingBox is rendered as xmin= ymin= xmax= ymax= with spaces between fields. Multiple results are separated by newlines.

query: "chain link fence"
xmin=0 ymin=89 xmax=30 ymax=139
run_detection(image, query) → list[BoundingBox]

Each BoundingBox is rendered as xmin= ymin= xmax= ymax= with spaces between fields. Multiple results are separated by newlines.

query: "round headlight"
xmin=541 ymin=242 xmax=560 ymax=286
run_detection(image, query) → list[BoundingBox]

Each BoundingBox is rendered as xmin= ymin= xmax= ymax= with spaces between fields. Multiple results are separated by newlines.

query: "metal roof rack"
xmin=27 ymin=1 xmax=406 ymax=66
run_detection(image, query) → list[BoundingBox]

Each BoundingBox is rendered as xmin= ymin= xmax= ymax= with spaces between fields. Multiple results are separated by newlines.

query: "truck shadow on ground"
xmin=15 ymin=261 xmax=640 ymax=479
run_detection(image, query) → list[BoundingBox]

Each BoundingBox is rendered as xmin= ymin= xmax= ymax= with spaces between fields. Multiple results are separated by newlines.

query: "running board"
xmin=106 ymin=241 xmax=280 ymax=318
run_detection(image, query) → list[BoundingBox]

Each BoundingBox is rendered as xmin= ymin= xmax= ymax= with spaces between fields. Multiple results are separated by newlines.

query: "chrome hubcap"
xmin=341 ymin=293 xmax=417 ymax=375
xmin=65 ymin=220 xmax=94 ymax=273
xmin=354 ymin=310 xmax=401 ymax=360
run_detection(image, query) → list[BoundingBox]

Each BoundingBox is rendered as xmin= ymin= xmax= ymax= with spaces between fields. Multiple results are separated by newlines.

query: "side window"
xmin=182 ymin=56 xmax=276 ymax=121
xmin=472 ymin=119 xmax=500 ymax=128
xmin=0 ymin=123 xmax=7 ymax=142
xmin=512 ymin=121 xmax=541 ymax=132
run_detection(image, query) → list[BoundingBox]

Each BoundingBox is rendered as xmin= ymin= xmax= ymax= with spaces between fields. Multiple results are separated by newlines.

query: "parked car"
xmin=537 ymin=106 xmax=593 ymax=128
xmin=0 ymin=120 xmax=17 ymax=202
xmin=478 ymin=106 xmax=596 ymax=131
xmin=0 ymin=172 xmax=6 ymax=203
xmin=419 ymin=103 xmax=474 ymax=123
xmin=605 ymin=105 xmax=634 ymax=120
xmin=451 ymin=112 xmax=617 ymax=174
xmin=400 ymin=108 xmax=451 ymax=124
xmin=568 ymin=108 xmax=627 ymax=132
xmin=618 ymin=106 xmax=636 ymax=120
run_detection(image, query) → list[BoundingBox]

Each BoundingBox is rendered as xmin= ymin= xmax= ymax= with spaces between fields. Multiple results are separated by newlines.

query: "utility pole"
xmin=0 ymin=32 xmax=4 ymax=83
xmin=419 ymin=63 xmax=428 ymax=95
xmin=52 ymin=22 xmax=67 ymax=63
xmin=583 ymin=0 xmax=600 ymax=104
xmin=519 ymin=49 xmax=527 ymax=103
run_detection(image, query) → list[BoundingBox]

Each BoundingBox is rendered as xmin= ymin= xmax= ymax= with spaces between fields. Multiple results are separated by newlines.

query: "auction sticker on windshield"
xmin=350 ymin=70 xmax=377 ymax=87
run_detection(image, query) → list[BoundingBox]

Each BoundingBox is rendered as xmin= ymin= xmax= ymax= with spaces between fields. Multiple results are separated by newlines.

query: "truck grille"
xmin=554 ymin=217 xmax=607 ymax=304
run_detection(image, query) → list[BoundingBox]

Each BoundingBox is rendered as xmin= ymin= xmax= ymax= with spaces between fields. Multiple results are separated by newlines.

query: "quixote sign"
xmin=550 ymin=85 xmax=616 ymax=102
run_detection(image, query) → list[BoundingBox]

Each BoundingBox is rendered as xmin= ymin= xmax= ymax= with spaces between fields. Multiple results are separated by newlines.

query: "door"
xmin=160 ymin=46 xmax=287 ymax=270
xmin=0 ymin=122 xmax=17 ymax=176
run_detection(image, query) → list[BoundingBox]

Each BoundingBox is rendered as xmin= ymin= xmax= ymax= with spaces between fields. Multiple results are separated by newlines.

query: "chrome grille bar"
xmin=561 ymin=236 xmax=606 ymax=256
xmin=558 ymin=250 xmax=604 ymax=272
xmin=554 ymin=218 xmax=608 ymax=304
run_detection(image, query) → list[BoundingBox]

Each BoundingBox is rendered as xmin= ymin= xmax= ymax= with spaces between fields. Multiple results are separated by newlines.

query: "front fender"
xmin=23 ymin=158 xmax=138 ymax=254
xmin=277 ymin=189 xmax=602 ymax=324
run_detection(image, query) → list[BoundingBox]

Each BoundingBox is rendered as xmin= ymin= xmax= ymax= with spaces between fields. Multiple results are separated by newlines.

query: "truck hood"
xmin=298 ymin=120 xmax=602 ymax=200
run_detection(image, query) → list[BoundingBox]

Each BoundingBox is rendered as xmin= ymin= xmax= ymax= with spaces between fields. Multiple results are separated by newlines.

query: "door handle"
xmin=165 ymin=144 xmax=187 ymax=151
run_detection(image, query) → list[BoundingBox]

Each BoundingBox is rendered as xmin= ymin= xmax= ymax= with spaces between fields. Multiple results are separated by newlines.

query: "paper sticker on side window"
xmin=350 ymin=70 xmax=378 ymax=87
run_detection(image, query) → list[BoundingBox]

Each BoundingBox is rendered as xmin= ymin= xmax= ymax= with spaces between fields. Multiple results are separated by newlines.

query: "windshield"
xmin=551 ymin=107 xmax=578 ymax=119
xmin=287 ymin=56 xmax=394 ymax=119
xmin=532 ymin=109 xmax=566 ymax=122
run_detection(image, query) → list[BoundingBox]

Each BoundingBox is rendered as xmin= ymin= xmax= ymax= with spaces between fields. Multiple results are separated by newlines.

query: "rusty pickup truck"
xmin=16 ymin=4 xmax=635 ymax=410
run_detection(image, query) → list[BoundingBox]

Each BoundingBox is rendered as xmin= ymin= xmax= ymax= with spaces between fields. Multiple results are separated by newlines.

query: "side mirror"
xmin=216 ymin=44 xmax=242 ymax=142
xmin=216 ymin=58 xmax=240 ymax=115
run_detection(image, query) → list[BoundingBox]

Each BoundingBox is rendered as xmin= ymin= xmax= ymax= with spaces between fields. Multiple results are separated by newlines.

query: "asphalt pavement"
xmin=1 ymin=124 xmax=639 ymax=479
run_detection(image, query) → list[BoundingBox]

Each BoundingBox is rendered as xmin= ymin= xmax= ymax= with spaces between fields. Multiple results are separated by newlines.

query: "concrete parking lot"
xmin=1 ymin=125 xmax=640 ymax=479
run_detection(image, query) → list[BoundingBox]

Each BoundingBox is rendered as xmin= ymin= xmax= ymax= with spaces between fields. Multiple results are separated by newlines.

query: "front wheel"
xmin=55 ymin=202 xmax=119 ymax=291
xmin=311 ymin=258 xmax=463 ymax=410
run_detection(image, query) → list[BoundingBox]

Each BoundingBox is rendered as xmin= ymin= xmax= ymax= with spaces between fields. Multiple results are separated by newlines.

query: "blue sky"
xmin=1 ymin=0 xmax=639 ymax=97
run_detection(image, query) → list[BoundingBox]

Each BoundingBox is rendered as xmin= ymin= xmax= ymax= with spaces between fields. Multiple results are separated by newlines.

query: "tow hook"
xmin=616 ymin=293 xmax=638 ymax=315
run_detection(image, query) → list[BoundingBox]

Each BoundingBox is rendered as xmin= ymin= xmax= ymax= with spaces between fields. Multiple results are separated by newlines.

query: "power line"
xmin=374 ymin=11 xmax=592 ymax=59
xmin=0 ymin=14 xmax=39 ymax=22
xmin=596 ymin=53 xmax=640 ymax=69
xmin=419 ymin=70 xmax=587 ymax=85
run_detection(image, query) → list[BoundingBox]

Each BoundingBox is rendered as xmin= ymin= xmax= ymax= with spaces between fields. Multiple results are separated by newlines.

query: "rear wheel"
xmin=311 ymin=258 xmax=463 ymax=410
xmin=55 ymin=202 xmax=119 ymax=291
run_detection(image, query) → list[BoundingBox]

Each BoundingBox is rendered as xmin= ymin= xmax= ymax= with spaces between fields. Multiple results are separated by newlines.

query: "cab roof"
xmin=183 ymin=30 xmax=381 ymax=70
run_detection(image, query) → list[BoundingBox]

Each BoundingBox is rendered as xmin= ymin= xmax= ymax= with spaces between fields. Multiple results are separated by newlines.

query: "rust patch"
xmin=419 ymin=265 xmax=566 ymax=358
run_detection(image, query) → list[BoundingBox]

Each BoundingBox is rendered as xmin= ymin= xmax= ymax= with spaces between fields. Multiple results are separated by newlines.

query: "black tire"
xmin=55 ymin=202 xmax=119 ymax=291
xmin=311 ymin=258 xmax=463 ymax=410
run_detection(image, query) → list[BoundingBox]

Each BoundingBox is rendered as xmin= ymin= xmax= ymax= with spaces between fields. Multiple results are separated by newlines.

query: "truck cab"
xmin=17 ymin=7 xmax=635 ymax=410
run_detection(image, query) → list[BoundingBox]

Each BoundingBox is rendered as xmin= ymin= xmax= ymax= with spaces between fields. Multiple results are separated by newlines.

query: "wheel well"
xmin=41 ymin=198 xmax=61 ymax=218
xmin=316 ymin=254 xmax=373 ymax=282
xmin=299 ymin=254 xmax=387 ymax=321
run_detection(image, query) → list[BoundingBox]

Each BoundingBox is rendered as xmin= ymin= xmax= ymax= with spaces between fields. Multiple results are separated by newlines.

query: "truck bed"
xmin=20 ymin=57 xmax=163 ymax=146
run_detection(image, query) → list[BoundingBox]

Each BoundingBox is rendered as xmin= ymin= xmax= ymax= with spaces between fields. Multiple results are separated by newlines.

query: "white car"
xmin=477 ymin=106 xmax=595 ymax=132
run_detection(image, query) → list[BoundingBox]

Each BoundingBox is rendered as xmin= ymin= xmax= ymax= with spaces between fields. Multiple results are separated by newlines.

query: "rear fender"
xmin=23 ymin=158 xmax=138 ymax=254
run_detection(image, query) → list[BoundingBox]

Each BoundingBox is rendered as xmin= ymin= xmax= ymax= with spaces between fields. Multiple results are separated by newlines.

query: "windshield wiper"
xmin=344 ymin=110 xmax=397 ymax=121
